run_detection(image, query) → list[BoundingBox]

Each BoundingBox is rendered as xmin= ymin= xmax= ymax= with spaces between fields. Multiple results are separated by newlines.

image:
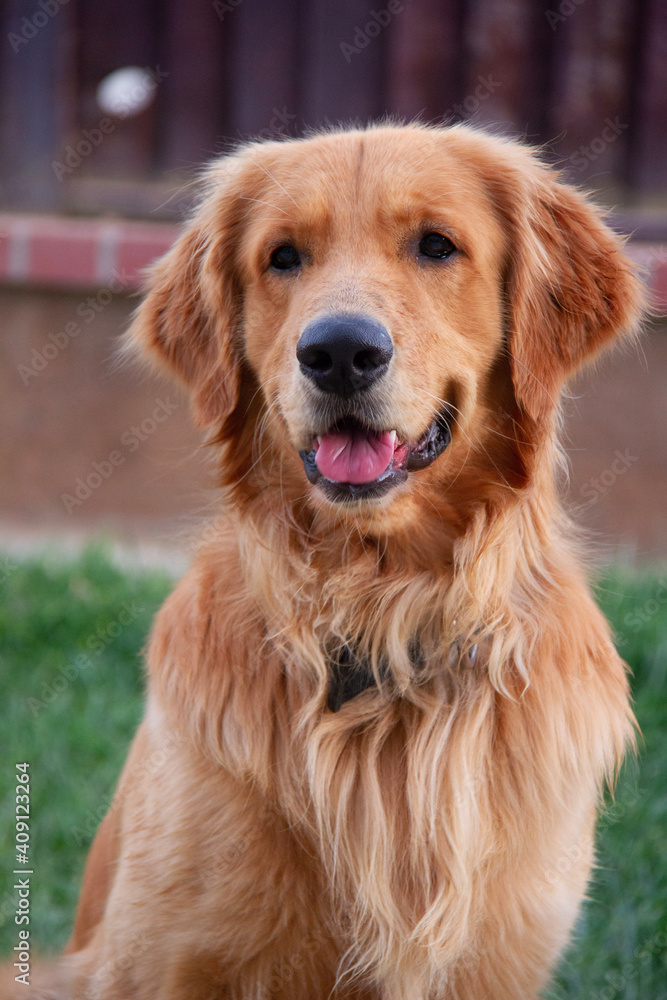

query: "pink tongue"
xmin=315 ymin=428 xmax=395 ymax=484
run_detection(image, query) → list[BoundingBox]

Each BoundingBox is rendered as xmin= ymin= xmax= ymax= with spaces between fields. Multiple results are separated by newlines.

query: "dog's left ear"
xmin=127 ymin=160 xmax=248 ymax=428
xmin=502 ymin=163 xmax=644 ymax=423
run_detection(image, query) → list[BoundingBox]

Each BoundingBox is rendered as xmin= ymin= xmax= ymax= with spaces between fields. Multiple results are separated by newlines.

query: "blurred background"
xmin=0 ymin=0 xmax=665 ymax=566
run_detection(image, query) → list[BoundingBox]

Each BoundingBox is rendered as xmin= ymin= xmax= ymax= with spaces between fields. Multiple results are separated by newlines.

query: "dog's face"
xmin=237 ymin=131 xmax=506 ymax=509
xmin=132 ymin=126 xmax=641 ymax=529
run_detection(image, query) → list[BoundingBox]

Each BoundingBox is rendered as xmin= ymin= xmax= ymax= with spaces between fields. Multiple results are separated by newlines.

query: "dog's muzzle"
xmin=296 ymin=313 xmax=452 ymax=502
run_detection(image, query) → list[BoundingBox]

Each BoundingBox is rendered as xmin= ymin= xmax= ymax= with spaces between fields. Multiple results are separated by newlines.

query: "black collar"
xmin=326 ymin=636 xmax=484 ymax=712
xmin=326 ymin=644 xmax=376 ymax=712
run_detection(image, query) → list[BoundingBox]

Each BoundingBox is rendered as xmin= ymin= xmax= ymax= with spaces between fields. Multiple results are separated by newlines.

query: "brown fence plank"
xmin=462 ymin=0 xmax=560 ymax=139
xmin=632 ymin=0 xmax=667 ymax=193
xmin=228 ymin=0 xmax=301 ymax=140
xmin=159 ymin=0 xmax=228 ymax=168
xmin=299 ymin=0 xmax=385 ymax=128
xmin=547 ymin=0 xmax=639 ymax=196
xmin=0 ymin=0 xmax=77 ymax=210
xmin=384 ymin=0 xmax=464 ymax=122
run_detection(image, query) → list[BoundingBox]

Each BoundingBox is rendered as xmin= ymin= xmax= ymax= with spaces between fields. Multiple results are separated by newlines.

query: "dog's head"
xmin=130 ymin=125 xmax=642 ymax=530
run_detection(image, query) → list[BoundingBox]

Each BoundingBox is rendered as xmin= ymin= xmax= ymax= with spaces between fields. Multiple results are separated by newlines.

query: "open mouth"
xmin=299 ymin=409 xmax=452 ymax=503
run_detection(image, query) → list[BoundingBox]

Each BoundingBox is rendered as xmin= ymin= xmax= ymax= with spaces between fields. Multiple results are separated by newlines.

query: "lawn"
xmin=0 ymin=548 xmax=665 ymax=996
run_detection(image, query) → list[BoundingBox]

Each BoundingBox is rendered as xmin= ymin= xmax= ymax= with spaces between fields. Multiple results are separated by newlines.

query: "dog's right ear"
xmin=127 ymin=181 xmax=244 ymax=429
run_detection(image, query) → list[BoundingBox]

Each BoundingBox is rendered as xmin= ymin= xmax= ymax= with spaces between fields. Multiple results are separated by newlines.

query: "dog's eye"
xmin=418 ymin=232 xmax=456 ymax=259
xmin=270 ymin=244 xmax=301 ymax=270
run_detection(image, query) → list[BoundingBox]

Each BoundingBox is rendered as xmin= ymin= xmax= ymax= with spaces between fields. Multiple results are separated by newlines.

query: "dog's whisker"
xmin=253 ymin=160 xmax=300 ymax=209
xmin=238 ymin=194 xmax=293 ymax=217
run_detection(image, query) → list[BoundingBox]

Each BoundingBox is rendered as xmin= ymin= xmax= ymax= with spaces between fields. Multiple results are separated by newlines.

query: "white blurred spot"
xmin=96 ymin=67 xmax=157 ymax=120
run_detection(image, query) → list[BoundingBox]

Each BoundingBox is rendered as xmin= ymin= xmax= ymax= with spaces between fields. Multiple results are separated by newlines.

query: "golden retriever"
xmin=18 ymin=123 xmax=644 ymax=999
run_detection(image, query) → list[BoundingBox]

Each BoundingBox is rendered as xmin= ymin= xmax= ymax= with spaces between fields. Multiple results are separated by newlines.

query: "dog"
xmin=20 ymin=123 xmax=644 ymax=999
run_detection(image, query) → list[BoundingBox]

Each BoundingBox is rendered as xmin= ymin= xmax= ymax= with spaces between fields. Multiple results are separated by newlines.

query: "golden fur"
xmin=14 ymin=124 xmax=644 ymax=999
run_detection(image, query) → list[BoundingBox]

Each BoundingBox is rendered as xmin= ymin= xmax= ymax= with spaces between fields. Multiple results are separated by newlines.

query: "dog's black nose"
xmin=296 ymin=314 xmax=393 ymax=396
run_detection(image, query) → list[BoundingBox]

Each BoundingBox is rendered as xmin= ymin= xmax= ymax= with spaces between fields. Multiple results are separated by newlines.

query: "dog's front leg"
xmin=61 ymin=716 xmax=346 ymax=999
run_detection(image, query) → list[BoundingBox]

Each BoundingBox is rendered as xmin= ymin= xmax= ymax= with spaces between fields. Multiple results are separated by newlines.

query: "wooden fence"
xmin=1 ymin=0 xmax=665 ymax=229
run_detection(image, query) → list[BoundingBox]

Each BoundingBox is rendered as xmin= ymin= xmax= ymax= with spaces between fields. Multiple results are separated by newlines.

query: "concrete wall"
xmin=1 ymin=286 xmax=665 ymax=560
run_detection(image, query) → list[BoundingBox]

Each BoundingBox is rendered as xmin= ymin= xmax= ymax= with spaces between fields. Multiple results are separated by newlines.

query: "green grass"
xmin=0 ymin=549 xmax=665 ymax=995
xmin=546 ymin=568 xmax=667 ymax=999
xmin=0 ymin=547 xmax=171 ymax=949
